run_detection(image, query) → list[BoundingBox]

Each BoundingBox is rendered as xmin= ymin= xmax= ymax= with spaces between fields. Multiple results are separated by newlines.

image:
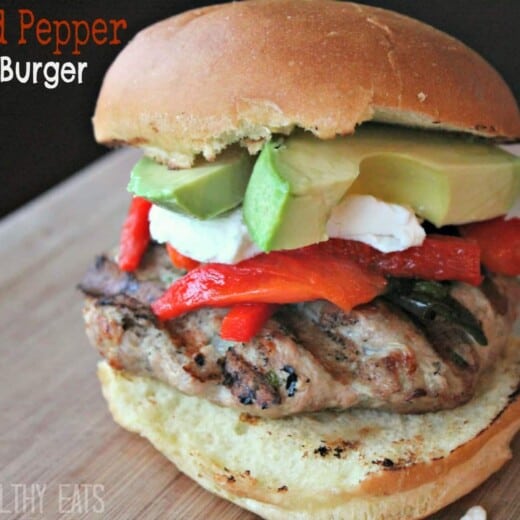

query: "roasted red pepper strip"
xmin=166 ymin=243 xmax=200 ymax=271
xmin=118 ymin=197 xmax=152 ymax=272
xmin=151 ymin=247 xmax=387 ymax=320
xmin=221 ymin=303 xmax=279 ymax=342
xmin=319 ymin=235 xmax=482 ymax=286
xmin=460 ymin=217 xmax=520 ymax=276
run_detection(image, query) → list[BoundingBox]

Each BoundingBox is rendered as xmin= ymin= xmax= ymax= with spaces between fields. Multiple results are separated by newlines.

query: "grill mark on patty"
xmin=423 ymin=320 xmax=480 ymax=372
xmin=481 ymin=276 xmax=509 ymax=316
xmin=164 ymin=310 xmax=227 ymax=383
xmin=221 ymin=349 xmax=281 ymax=408
xmin=275 ymin=305 xmax=359 ymax=386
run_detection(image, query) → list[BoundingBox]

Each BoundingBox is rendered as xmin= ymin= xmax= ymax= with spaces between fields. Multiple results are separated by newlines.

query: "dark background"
xmin=0 ymin=0 xmax=518 ymax=218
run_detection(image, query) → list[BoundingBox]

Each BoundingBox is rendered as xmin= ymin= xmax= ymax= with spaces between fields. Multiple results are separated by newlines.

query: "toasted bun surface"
xmin=93 ymin=0 xmax=520 ymax=168
xmin=98 ymin=336 xmax=520 ymax=520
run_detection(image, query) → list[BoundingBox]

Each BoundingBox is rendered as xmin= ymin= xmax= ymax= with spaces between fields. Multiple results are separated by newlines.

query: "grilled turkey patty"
xmin=79 ymin=244 xmax=518 ymax=418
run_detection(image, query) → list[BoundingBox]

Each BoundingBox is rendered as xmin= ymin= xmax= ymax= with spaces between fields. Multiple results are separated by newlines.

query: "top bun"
xmin=93 ymin=0 xmax=520 ymax=167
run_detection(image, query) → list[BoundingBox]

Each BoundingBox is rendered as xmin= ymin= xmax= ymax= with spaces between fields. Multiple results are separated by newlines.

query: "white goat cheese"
xmin=150 ymin=195 xmax=426 ymax=264
xmin=326 ymin=195 xmax=425 ymax=253
xmin=149 ymin=205 xmax=261 ymax=264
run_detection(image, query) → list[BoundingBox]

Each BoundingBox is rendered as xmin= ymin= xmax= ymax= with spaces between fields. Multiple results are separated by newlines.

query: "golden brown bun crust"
xmin=93 ymin=0 xmax=520 ymax=167
xmin=97 ymin=336 xmax=520 ymax=519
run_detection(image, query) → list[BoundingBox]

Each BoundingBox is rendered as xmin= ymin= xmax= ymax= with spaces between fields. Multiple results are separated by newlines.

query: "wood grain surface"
xmin=0 ymin=148 xmax=519 ymax=520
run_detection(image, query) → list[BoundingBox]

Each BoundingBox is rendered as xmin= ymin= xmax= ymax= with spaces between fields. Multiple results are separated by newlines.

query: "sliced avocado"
xmin=243 ymin=127 xmax=519 ymax=251
xmin=243 ymin=137 xmax=360 ymax=251
xmin=128 ymin=150 xmax=254 ymax=219
xmin=348 ymin=127 xmax=520 ymax=227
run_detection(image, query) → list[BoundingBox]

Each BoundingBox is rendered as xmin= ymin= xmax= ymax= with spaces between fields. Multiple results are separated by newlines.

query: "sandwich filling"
xmin=81 ymin=125 xmax=520 ymax=417
xmin=80 ymin=127 xmax=520 ymax=417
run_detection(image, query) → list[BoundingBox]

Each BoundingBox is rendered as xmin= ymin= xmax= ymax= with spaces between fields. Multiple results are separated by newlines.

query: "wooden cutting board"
xmin=0 ymin=148 xmax=519 ymax=520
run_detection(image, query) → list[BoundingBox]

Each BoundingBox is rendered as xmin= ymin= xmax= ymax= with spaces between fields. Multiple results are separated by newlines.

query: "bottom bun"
xmin=98 ymin=336 xmax=520 ymax=520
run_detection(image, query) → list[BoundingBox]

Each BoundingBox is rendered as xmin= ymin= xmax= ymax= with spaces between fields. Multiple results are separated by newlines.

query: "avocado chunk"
xmin=243 ymin=127 xmax=519 ymax=251
xmin=243 ymin=137 xmax=360 ymax=251
xmin=349 ymin=127 xmax=519 ymax=227
xmin=128 ymin=150 xmax=254 ymax=219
